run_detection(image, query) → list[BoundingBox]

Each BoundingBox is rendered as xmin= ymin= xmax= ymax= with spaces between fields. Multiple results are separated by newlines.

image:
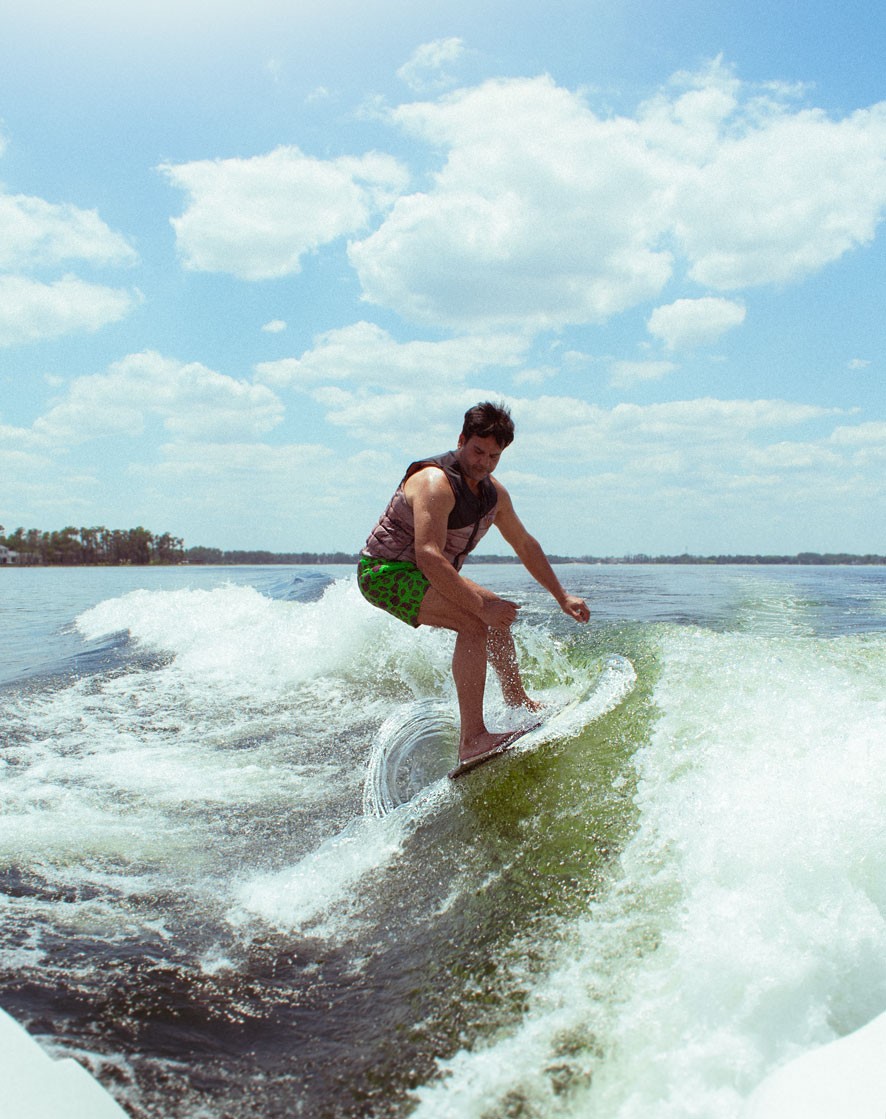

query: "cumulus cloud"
xmin=673 ymin=103 xmax=886 ymax=289
xmin=347 ymin=60 xmax=886 ymax=332
xmin=149 ymin=60 xmax=886 ymax=341
xmin=829 ymin=420 xmax=886 ymax=446
xmin=255 ymin=321 xmax=529 ymax=389
xmin=0 ymin=275 xmax=139 ymax=347
xmin=0 ymin=165 xmax=139 ymax=346
xmin=502 ymin=394 xmax=842 ymax=468
xmin=31 ymin=351 xmax=283 ymax=444
xmin=142 ymin=441 xmax=333 ymax=498
xmin=828 ymin=421 xmax=886 ymax=469
xmin=160 ymin=146 xmax=409 ymax=280
xmin=397 ymin=38 xmax=466 ymax=93
xmin=647 ymin=297 xmax=746 ymax=350
xmin=742 ymin=441 xmax=842 ymax=470
xmin=607 ymin=397 xmax=837 ymax=437
xmin=350 ymin=75 xmax=673 ymax=331
xmin=309 ymin=384 xmax=509 ymax=450
xmin=0 ymin=191 xmax=137 ymax=271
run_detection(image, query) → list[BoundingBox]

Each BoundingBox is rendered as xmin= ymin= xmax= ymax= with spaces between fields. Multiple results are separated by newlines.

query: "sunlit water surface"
xmin=1 ymin=563 xmax=884 ymax=1119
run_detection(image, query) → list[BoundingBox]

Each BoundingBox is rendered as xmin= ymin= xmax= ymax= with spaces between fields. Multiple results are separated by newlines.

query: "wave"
xmin=408 ymin=625 xmax=886 ymax=1119
xmin=3 ymin=568 xmax=885 ymax=1119
xmin=363 ymin=654 xmax=637 ymax=816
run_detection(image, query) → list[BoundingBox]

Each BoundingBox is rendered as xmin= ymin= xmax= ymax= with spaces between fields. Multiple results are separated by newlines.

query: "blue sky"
xmin=1 ymin=0 xmax=884 ymax=556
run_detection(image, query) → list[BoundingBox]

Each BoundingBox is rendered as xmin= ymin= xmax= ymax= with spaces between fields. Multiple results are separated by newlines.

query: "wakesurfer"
xmin=358 ymin=401 xmax=590 ymax=775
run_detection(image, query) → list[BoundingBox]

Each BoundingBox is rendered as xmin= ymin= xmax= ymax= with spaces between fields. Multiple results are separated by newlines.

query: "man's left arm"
xmin=492 ymin=481 xmax=590 ymax=623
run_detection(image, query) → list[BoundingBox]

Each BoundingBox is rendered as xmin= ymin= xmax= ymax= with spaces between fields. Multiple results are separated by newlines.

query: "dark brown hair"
xmin=461 ymin=401 xmax=515 ymax=448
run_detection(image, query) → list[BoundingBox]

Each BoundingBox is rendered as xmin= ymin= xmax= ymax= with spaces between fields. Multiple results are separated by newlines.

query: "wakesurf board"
xmin=362 ymin=654 xmax=636 ymax=814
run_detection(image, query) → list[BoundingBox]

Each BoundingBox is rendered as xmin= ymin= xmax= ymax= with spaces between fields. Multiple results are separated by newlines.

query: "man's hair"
xmin=461 ymin=401 xmax=515 ymax=448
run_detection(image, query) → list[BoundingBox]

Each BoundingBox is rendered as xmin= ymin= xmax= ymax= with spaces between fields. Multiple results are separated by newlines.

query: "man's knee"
xmin=417 ymin=588 xmax=488 ymax=637
xmin=457 ymin=612 xmax=489 ymax=640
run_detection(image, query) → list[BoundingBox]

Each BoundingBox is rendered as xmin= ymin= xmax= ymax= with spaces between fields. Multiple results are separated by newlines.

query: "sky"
xmin=1 ymin=0 xmax=884 ymax=557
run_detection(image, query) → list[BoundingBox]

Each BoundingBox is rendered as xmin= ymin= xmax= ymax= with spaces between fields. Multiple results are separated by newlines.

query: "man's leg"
xmin=417 ymin=582 xmax=525 ymax=763
xmin=486 ymin=626 xmax=542 ymax=711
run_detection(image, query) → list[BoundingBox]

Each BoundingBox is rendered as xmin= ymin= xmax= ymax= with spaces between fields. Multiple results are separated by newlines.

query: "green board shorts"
xmin=357 ymin=555 xmax=430 ymax=628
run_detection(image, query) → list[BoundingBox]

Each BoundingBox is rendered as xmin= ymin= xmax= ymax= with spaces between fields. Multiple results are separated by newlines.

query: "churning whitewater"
xmin=1 ymin=563 xmax=884 ymax=1119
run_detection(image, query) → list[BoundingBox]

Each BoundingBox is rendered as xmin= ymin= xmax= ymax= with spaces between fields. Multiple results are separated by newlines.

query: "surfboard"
xmin=362 ymin=654 xmax=636 ymax=815
xmin=447 ymin=675 xmax=599 ymax=777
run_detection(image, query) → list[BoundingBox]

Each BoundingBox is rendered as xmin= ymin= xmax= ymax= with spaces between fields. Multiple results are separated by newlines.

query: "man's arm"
xmin=492 ymin=480 xmax=590 ymax=623
xmin=406 ymin=469 xmax=518 ymax=627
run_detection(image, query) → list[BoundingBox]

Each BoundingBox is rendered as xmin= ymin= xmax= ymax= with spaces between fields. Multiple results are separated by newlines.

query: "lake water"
xmin=1 ymin=563 xmax=884 ymax=1118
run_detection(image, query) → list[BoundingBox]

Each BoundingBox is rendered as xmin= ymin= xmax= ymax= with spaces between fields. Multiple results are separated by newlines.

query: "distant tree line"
xmin=1 ymin=526 xmax=882 ymax=567
xmin=1 ymin=525 xmax=185 ymax=566
xmin=559 ymin=552 xmax=886 ymax=566
xmin=184 ymin=547 xmax=358 ymax=566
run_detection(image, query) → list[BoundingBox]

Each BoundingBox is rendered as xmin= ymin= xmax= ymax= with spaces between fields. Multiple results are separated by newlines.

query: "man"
xmin=358 ymin=401 xmax=590 ymax=775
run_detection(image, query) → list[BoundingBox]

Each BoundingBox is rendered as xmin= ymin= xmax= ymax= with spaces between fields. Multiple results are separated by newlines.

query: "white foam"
xmin=75 ymin=579 xmax=380 ymax=692
xmin=1 ymin=575 xmax=469 ymax=968
xmin=410 ymin=626 xmax=886 ymax=1119
xmin=230 ymin=807 xmax=427 ymax=939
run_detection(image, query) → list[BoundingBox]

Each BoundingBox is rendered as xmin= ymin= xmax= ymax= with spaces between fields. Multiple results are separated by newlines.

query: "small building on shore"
xmin=0 ymin=544 xmax=19 ymax=565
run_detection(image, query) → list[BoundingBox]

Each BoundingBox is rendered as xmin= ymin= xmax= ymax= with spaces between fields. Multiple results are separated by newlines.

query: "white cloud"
xmin=262 ymin=319 xmax=287 ymax=333
xmin=255 ymin=321 xmax=529 ymax=389
xmin=143 ymin=441 xmax=332 ymax=492
xmin=397 ymin=38 xmax=466 ymax=93
xmin=348 ymin=61 xmax=886 ymax=331
xmin=0 ymin=191 xmax=137 ymax=271
xmin=636 ymin=58 xmax=740 ymax=162
xmin=310 ymin=384 xmax=503 ymax=450
xmin=647 ymin=297 xmax=746 ymax=350
xmin=435 ymin=391 xmax=872 ymax=554
xmin=161 ymin=146 xmax=409 ymax=280
xmin=608 ymin=397 xmax=838 ymax=438
xmin=671 ymin=102 xmax=886 ymax=290
xmin=31 ymin=351 xmax=283 ymax=444
xmin=829 ymin=420 xmax=886 ymax=446
xmin=503 ymin=395 xmax=842 ymax=471
xmin=351 ymin=75 xmax=673 ymax=331
xmin=742 ymin=441 xmax=842 ymax=470
xmin=0 ymin=275 xmax=139 ymax=347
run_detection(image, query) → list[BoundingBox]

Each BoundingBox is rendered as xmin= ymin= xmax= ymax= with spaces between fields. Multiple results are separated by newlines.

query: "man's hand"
xmin=481 ymin=596 xmax=520 ymax=630
xmin=560 ymin=594 xmax=590 ymax=623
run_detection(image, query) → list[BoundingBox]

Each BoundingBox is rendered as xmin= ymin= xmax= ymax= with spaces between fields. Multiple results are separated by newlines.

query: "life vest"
xmin=363 ymin=450 xmax=498 ymax=570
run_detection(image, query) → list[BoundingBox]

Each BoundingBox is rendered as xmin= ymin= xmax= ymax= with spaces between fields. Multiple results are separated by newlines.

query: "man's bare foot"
xmin=458 ymin=729 xmax=521 ymax=765
xmin=449 ymin=728 xmax=530 ymax=779
xmin=502 ymin=691 xmax=544 ymax=713
xmin=519 ymin=694 xmax=544 ymax=713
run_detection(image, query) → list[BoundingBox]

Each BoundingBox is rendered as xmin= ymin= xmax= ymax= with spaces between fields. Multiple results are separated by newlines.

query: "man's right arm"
xmin=407 ymin=469 xmax=486 ymax=615
xmin=407 ymin=470 xmax=516 ymax=627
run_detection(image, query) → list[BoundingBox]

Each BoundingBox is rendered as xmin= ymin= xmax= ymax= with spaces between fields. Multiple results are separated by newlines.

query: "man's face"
xmin=457 ymin=434 xmax=505 ymax=483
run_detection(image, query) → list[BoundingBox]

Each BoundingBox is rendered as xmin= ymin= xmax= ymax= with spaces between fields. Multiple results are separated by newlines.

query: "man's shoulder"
xmin=403 ymin=462 xmax=454 ymax=506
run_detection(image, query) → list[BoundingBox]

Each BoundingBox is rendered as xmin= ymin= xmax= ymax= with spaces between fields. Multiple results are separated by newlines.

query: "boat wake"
xmin=363 ymin=653 xmax=637 ymax=816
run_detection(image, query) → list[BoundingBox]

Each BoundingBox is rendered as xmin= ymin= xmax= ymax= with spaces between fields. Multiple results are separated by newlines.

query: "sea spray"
xmin=409 ymin=624 xmax=886 ymax=1119
xmin=2 ymin=564 xmax=882 ymax=1119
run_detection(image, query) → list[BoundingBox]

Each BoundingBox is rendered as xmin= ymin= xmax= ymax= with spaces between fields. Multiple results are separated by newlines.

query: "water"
xmin=1 ymin=563 xmax=884 ymax=1118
